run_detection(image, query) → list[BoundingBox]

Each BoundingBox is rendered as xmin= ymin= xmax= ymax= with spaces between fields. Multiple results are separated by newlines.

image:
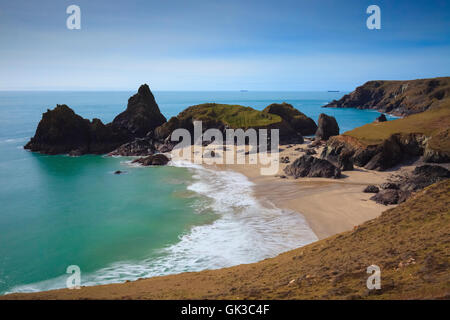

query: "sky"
xmin=0 ymin=0 xmax=449 ymax=91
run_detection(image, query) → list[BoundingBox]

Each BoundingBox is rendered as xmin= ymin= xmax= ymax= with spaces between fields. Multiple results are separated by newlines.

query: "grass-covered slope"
xmin=4 ymin=180 xmax=449 ymax=300
xmin=323 ymin=77 xmax=450 ymax=116
xmin=345 ymin=103 xmax=450 ymax=150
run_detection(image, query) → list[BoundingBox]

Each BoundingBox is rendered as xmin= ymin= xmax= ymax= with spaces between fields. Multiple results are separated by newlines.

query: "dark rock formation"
xmin=262 ymin=103 xmax=317 ymax=136
xmin=319 ymin=136 xmax=354 ymax=171
xmin=280 ymin=156 xmax=290 ymax=164
xmin=112 ymin=84 xmax=166 ymax=137
xmin=109 ymin=135 xmax=156 ymax=156
xmin=363 ymin=185 xmax=379 ymax=193
xmin=380 ymin=182 xmax=399 ymax=190
xmin=284 ymin=155 xmax=341 ymax=179
xmin=322 ymin=77 xmax=450 ymax=116
xmin=375 ymin=114 xmax=387 ymax=122
xmin=370 ymin=164 xmax=449 ymax=205
xmin=320 ymin=131 xmax=448 ymax=172
xmin=315 ymin=114 xmax=339 ymax=141
xmin=132 ymin=154 xmax=170 ymax=166
xmin=24 ymin=105 xmax=130 ymax=155
xmin=24 ymin=105 xmax=92 ymax=154
xmin=400 ymin=165 xmax=450 ymax=192
xmin=25 ymin=85 xmax=167 ymax=155
xmin=370 ymin=189 xmax=410 ymax=205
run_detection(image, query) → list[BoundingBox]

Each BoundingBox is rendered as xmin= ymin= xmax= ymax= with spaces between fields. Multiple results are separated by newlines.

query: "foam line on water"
xmin=7 ymin=161 xmax=318 ymax=294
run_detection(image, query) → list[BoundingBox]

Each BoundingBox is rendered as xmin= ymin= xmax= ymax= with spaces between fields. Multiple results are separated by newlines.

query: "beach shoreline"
xmin=204 ymin=142 xmax=402 ymax=239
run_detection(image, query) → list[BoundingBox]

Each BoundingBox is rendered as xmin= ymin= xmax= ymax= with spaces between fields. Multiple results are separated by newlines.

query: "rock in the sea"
xmin=112 ymin=84 xmax=167 ymax=137
xmin=363 ymin=185 xmax=379 ymax=193
xmin=114 ymin=170 xmax=123 ymax=174
xmin=375 ymin=114 xmax=387 ymax=122
xmin=132 ymin=154 xmax=170 ymax=166
xmin=315 ymin=113 xmax=339 ymax=141
xmin=25 ymin=85 xmax=167 ymax=155
xmin=24 ymin=105 xmax=129 ymax=155
xmin=284 ymin=155 xmax=341 ymax=179
xmin=24 ymin=105 xmax=92 ymax=155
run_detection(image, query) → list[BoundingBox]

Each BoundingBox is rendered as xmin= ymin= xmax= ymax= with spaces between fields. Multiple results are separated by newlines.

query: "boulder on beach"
xmin=363 ymin=185 xmax=379 ymax=193
xmin=370 ymin=189 xmax=410 ymax=205
xmin=315 ymin=113 xmax=339 ymax=141
xmin=369 ymin=164 xmax=449 ymax=205
xmin=284 ymin=155 xmax=341 ymax=179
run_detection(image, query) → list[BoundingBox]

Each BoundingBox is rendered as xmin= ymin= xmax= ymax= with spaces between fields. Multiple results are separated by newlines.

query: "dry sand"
xmin=200 ymin=141 xmax=401 ymax=239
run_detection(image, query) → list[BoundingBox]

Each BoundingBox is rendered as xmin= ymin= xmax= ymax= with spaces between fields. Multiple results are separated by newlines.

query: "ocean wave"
xmin=7 ymin=161 xmax=317 ymax=294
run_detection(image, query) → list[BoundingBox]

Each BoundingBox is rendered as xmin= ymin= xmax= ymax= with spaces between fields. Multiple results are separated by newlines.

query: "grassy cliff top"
xmin=4 ymin=179 xmax=449 ymax=300
xmin=177 ymin=103 xmax=282 ymax=128
xmin=323 ymin=77 xmax=450 ymax=116
xmin=343 ymin=103 xmax=450 ymax=151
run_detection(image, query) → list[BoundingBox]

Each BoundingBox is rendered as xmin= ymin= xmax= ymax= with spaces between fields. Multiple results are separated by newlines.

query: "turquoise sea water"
xmin=0 ymin=91 xmax=395 ymax=294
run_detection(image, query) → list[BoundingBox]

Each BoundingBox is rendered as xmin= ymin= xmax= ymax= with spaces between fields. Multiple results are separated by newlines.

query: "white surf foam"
xmin=7 ymin=161 xmax=318 ymax=294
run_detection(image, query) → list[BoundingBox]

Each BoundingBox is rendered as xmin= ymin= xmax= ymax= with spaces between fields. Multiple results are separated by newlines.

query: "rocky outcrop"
xmin=262 ymin=103 xmax=317 ymax=136
xmin=24 ymin=105 xmax=130 ymax=155
xmin=370 ymin=189 xmax=410 ymax=205
xmin=155 ymin=103 xmax=308 ymax=146
xmin=109 ymin=135 xmax=156 ymax=156
xmin=322 ymin=77 xmax=450 ymax=116
xmin=132 ymin=154 xmax=170 ymax=166
xmin=112 ymin=84 xmax=166 ymax=137
xmin=370 ymin=164 xmax=449 ymax=205
xmin=375 ymin=114 xmax=387 ymax=122
xmin=315 ymin=113 xmax=339 ymax=141
xmin=284 ymin=155 xmax=341 ymax=179
xmin=400 ymin=165 xmax=450 ymax=192
xmin=363 ymin=185 xmax=379 ymax=193
xmin=320 ymin=131 xmax=449 ymax=171
xmin=25 ymin=85 xmax=167 ymax=155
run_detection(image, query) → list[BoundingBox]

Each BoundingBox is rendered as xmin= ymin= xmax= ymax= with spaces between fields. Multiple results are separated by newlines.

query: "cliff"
xmin=321 ymin=103 xmax=450 ymax=171
xmin=323 ymin=77 xmax=450 ymax=116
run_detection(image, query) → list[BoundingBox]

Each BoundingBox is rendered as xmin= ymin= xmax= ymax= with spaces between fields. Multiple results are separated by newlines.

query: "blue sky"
xmin=0 ymin=0 xmax=449 ymax=90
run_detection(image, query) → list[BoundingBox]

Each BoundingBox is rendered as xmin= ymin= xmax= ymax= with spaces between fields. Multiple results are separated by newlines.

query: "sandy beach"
xmin=202 ymin=141 xmax=401 ymax=239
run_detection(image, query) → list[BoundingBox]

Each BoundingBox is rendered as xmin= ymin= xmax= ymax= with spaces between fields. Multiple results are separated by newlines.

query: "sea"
xmin=0 ymin=91 xmax=396 ymax=294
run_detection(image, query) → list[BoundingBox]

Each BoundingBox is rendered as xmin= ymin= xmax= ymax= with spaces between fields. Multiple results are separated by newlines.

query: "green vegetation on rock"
xmin=177 ymin=103 xmax=282 ymax=128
